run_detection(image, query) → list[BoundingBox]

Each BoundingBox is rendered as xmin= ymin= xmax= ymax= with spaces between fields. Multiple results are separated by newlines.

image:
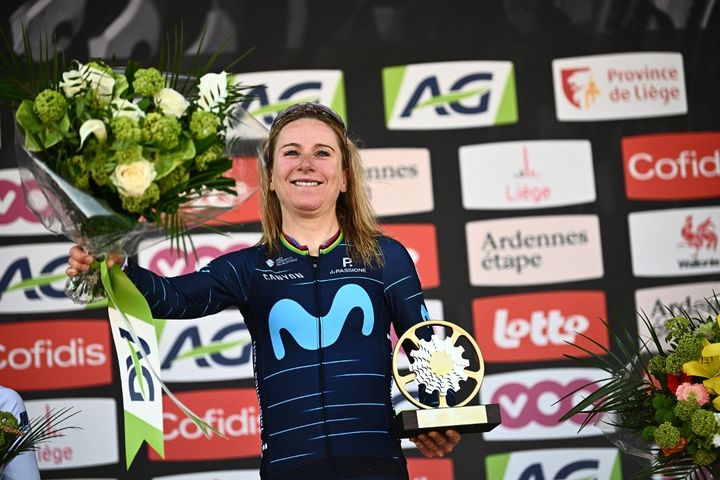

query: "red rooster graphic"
xmin=681 ymin=215 xmax=718 ymax=255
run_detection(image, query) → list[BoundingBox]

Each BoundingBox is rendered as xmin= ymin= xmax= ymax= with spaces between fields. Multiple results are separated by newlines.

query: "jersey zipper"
xmin=312 ymin=255 xmax=335 ymax=474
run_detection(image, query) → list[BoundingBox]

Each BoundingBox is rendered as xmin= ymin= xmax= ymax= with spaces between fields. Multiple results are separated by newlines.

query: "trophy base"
xmin=394 ymin=403 xmax=501 ymax=437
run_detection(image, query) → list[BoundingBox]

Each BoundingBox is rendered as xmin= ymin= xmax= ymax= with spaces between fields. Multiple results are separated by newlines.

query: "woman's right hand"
xmin=66 ymin=246 xmax=125 ymax=277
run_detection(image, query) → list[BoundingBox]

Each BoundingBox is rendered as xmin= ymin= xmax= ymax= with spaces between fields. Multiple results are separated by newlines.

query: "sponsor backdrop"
xmin=0 ymin=1 xmax=719 ymax=479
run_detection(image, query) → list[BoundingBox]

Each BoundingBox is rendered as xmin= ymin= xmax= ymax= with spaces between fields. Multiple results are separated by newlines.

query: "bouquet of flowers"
xmin=2 ymin=31 xmax=265 ymax=303
xmin=562 ymin=296 xmax=720 ymax=479
xmin=0 ymin=408 xmax=77 ymax=475
xmin=0 ymin=29 xmax=267 ymax=466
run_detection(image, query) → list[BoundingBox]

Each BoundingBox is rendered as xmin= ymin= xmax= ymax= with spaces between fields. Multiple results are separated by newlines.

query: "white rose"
xmin=80 ymin=63 xmax=115 ymax=103
xmin=154 ymin=88 xmax=189 ymax=118
xmin=59 ymin=69 xmax=85 ymax=97
xmin=111 ymin=160 xmax=157 ymax=197
xmin=197 ymin=72 xmax=228 ymax=112
xmin=111 ymin=98 xmax=145 ymax=121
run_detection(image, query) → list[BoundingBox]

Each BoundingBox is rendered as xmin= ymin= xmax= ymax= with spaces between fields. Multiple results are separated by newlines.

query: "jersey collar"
xmin=280 ymin=230 xmax=344 ymax=256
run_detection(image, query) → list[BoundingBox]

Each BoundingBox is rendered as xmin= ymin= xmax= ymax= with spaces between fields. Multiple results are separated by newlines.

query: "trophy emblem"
xmin=392 ymin=320 xmax=501 ymax=437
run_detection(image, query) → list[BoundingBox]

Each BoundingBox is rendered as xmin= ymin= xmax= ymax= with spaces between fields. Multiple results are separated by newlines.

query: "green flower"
xmin=665 ymin=334 xmax=703 ymax=375
xmin=654 ymin=421 xmax=681 ymax=449
xmin=120 ymin=183 xmax=159 ymax=213
xmin=111 ymin=116 xmax=142 ymax=144
xmin=133 ymin=68 xmax=164 ymax=97
xmin=159 ymin=166 xmax=189 ymax=195
xmin=33 ymin=89 xmax=68 ymax=124
xmin=189 ymin=110 xmax=220 ymax=139
xmin=114 ymin=145 xmax=145 ymax=165
xmin=0 ymin=411 xmax=19 ymax=429
xmin=673 ymin=399 xmax=701 ymax=422
xmin=142 ymin=112 xmax=181 ymax=150
xmin=195 ymin=144 xmax=224 ymax=171
xmin=91 ymin=150 xmax=114 ymax=187
xmin=691 ymin=409 xmax=717 ymax=438
xmin=648 ymin=355 xmax=667 ymax=379
xmin=68 ymin=155 xmax=90 ymax=190
xmin=693 ymin=448 xmax=718 ymax=465
xmin=665 ymin=316 xmax=691 ymax=343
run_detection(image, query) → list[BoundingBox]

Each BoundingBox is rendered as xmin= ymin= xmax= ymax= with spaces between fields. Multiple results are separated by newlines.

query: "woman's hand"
xmin=66 ymin=246 xmax=125 ymax=277
xmin=409 ymin=429 xmax=461 ymax=458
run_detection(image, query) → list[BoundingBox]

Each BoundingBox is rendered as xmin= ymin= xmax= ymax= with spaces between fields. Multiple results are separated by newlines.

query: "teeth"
xmin=292 ymin=181 xmax=320 ymax=186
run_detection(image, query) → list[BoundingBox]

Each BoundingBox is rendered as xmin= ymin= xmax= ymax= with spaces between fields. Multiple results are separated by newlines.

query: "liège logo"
xmin=622 ymin=132 xmax=720 ymax=200
xmin=473 ymin=291 xmax=608 ymax=362
xmin=0 ymin=320 xmax=111 ymax=391
xmin=459 ymin=140 xmax=596 ymax=210
xmin=150 ymin=388 xmax=261 ymax=461
xmin=553 ymin=52 xmax=687 ymax=121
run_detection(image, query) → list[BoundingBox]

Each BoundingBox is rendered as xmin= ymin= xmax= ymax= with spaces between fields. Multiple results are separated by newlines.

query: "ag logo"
xmin=382 ymin=61 xmax=518 ymax=130
xmin=485 ymin=448 xmax=622 ymax=480
xmin=236 ymin=70 xmax=347 ymax=128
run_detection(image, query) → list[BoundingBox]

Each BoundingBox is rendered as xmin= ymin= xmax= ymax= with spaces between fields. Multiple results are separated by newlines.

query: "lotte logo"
xmin=560 ymin=67 xmax=600 ymax=110
xmin=681 ymin=215 xmax=717 ymax=255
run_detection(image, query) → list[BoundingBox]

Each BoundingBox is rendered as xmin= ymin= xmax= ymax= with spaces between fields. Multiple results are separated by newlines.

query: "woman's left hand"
xmin=409 ymin=429 xmax=461 ymax=458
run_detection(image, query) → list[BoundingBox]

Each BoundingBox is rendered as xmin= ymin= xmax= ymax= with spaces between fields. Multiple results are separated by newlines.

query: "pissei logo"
xmin=236 ymin=70 xmax=347 ymax=128
xmin=382 ymin=61 xmax=518 ymax=130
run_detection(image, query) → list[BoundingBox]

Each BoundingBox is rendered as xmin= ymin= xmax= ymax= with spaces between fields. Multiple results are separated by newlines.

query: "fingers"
xmin=410 ymin=430 xmax=461 ymax=458
xmin=66 ymin=246 xmax=94 ymax=277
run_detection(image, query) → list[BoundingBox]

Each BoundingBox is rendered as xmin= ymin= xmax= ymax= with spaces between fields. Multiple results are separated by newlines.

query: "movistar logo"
xmin=382 ymin=61 xmax=518 ymax=130
xmin=269 ymin=284 xmax=374 ymax=359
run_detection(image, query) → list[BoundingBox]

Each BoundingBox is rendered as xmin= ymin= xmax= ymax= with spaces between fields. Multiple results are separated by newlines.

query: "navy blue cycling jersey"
xmin=126 ymin=231 xmax=430 ymax=479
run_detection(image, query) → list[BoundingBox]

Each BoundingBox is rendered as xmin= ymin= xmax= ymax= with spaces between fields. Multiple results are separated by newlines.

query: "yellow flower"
xmin=684 ymin=338 xmax=720 ymax=410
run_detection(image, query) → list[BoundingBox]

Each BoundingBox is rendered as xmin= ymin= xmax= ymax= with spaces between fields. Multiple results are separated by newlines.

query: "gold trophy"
xmin=392 ymin=320 xmax=501 ymax=437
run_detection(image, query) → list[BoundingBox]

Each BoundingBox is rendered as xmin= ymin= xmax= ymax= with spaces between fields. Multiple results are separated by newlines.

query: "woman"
xmin=67 ymin=103 xmax=460 ymax=479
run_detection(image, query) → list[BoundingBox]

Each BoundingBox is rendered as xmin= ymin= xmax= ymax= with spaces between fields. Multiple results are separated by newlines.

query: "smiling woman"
xmin=67 ymin=102 xmax=461 ymax=480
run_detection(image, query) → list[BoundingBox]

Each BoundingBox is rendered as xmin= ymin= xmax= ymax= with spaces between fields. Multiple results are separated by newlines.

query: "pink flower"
xmin=675 ymin=382 xmax=710 ymax=405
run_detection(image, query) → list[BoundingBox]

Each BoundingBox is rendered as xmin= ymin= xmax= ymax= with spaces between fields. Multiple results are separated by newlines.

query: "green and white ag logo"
xmin=382 ymin=61 xmax=517 ymax=130
xmin=236 ymin=70 xmax=347 ymax=128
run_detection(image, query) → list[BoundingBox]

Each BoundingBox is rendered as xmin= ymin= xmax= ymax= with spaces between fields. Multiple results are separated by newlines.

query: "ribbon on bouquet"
xmin=99 ymin=260 xmax=221 ymax=468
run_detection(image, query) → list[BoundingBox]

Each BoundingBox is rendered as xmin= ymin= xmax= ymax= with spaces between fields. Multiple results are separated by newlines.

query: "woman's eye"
xmin=315 ymin=150 xmax=331 ymax=157
xmin=283 ymin=149 xmax=299 ymax=156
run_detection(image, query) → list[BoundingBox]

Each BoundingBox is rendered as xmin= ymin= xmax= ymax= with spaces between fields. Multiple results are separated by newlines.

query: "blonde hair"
xmin=258 ymin=104 xmax=383 ymax=267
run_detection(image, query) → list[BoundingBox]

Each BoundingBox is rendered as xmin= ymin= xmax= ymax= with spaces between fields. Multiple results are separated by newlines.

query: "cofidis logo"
xmin=361 ymin=148 xmax=434 ymax=217
xmin=0 ymin=242 xmax=81 ymax=313
xmin=0 ymin=168 xmax=46 ymax=236
xmin=237 ymin=70 xmax=346 ymax=128
xmin=473 ymin=291 xmax=608 ymax=362
xmin=382 ymin=61 xmax=518 ymax=130
xmin=0 ymin=320 xmax=111 ymax=390
xmin=622 ymin=132 xmax=720 ymax=200
xmin=628 ymin=206 xmax=720 ymax=277
xmin=459 ymin=140 xmax=596 ymax=210
xmin=138 ymin=232 xmax=263 ymax=276
xmin=485 ymin=448 xmax=621 ymax=480
xmin=149 ymin=388 xmax=261 ymax=461
xmin=481 ymin=368 xmax=605 ymax=441
xmin=553 ymin=52 xmax=687 ymax=121
xmin=466 ymin=215 xmax=603 ymax=286
xmin=381 ymin=224 xmax=440 ymax=289
xmin=27 ymin=397 xmax=118 ymax=469
xmin=158 ymin=310 xmax=254 ymax=382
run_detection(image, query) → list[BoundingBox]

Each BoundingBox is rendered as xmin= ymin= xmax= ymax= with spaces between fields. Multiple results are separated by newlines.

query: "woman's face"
xmin=270 ymin=117 xmax=347 ymax=221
